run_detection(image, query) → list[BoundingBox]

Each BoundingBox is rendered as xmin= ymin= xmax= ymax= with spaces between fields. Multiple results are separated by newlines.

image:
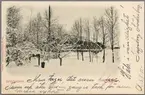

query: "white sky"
xmin=2 ymin=1 xmax=116 ymax=31
xmin=2 ymin=1 xmax=143 ymax=32
xmin=22 ymin=5 xmax=105 ymax=31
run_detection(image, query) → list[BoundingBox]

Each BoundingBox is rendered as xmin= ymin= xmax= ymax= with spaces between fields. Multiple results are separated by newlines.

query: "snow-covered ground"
xmin=6 ymin=49 xmax=120 ymax=76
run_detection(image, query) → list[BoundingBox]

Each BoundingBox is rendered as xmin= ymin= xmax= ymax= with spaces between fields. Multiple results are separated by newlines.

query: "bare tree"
xmin=84 ymin=19 xmax=91 ymax=62
xmin=27 ymin=13 xmax=42 ymax=47
xmin=40 ymin=5 xmax=59 ymax=62
xmin=79 ymin=18 xmax=84 ymax=61
xmin=50 ymin=26 xmax=79 ymax=66
xmin=23 ymin=9 xmax=33 ymax=42
xmin=100 ymin=17 xmax=106 ymax=63
xmin=43 ymin=5 xmax=52 ymax=42
xmin=92 ymin=17 xmax=100 ymax=62
xmin=93 ymin=17 xmax=99 ymax=44
xmin=105 ymin=6 xmax=119 ymax=63
xmin=31 ymin=13 xmax=42 ymax=66
xmin=25 ymin=14 xmax=42 ymax=48
xmin=36 ymin=13 xmax=42 ymax=47
xmin=72 ymin=19 xmax=80 ymax=60
xmin=97 ymin=16 xmax=111 ymax=63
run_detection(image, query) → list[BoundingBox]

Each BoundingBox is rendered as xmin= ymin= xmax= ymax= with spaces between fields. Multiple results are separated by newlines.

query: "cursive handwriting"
xmin=135 ymin=66 xmax=144 ymax=91
xmin=4 ymin=74 xmax=132 ymax=94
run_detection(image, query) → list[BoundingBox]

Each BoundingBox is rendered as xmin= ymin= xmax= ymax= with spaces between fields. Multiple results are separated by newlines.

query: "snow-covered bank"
xmin=6 ymin=49 xmax=120 ymax=76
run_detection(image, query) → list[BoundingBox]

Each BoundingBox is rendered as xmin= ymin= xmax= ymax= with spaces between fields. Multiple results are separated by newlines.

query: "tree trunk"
xmin=92 ymin=52 xmax=94 ymax=62
xmin=81 ymin=51 xmax=84 ymax=61
xmin=89 ymin=49 xmax=91 ymax=62
xmin=111 ymin=31 xmax=114 ymax=63
xmin=102 ymin=36 xmax=105 ymax=63
xmin=102 ymin=17 xmax=105 ymax=63
xmin=111 ymin=7 xmax=114 ymax=63
xmin=37 ymin=30 xmax=39 ymax=47
xmin=96 ymin=54 xmax=98 ymax=63
xmin=38 ymin=54 xmax=40 ymax=66
xmin=48 ymin=5 xmax=51 ymax=38
xmin=58 ymin=52 xmax=62 ymax=66
xmin=6 ymin=57 xmax=10 ymax=66
xmin=59 ymin=58 xmax=62 ymax=66
xmin=77 ymin=50 xmax=79 ymax=60
xmin=103 ymin=49 xmax=105 ymax=63
xmin=112 ymin=46 xmax=114 ymax=63
xmin=47 ymin=6 xmax=51 ymax=43
xmin=79 ymin=18 xmax=83 ymax=61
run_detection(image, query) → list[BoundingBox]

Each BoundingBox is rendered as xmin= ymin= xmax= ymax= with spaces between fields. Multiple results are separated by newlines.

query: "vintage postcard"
xmin=1 ymin=1 xmax=144 ymax=94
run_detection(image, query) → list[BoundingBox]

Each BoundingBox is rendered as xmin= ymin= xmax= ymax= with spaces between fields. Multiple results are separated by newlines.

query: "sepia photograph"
xmin=1 ymin=1 xmax=144 ymax=94
xmin=4 ymin=2 xmax=120 ymax=76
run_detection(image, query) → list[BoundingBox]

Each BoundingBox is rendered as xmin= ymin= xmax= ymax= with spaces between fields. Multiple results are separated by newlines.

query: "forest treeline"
xmin=6 ymin=5 xmax=119 ymax=66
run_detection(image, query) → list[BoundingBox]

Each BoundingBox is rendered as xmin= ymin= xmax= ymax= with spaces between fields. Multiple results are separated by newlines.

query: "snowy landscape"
xmin=6 ymin=49 xmax=120 ymax=76
xmin=5 ymin=4 xmax=120 ymax=76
